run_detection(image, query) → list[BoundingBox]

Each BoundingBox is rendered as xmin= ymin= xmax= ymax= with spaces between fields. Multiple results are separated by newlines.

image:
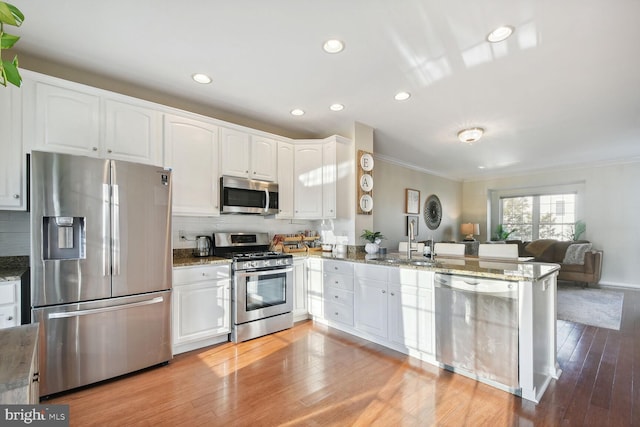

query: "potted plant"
xmin=570 ymin=220 xmax=586 ymax=241
xmin=361 ymin=229 xmax=384 ymax=254
xmin=0 ymin=1 xmax=25 ymax=87
xmin=493 ymin=224 xmax=516 ymax=241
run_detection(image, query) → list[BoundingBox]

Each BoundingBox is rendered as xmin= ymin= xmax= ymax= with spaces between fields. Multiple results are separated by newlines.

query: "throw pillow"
xmin=562 ymin=243 xmax=593 ymax=265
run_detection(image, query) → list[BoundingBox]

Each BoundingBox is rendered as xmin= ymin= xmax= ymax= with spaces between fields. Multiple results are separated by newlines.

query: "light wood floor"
xmin=48 ymin=286 xmax=640 ymax=426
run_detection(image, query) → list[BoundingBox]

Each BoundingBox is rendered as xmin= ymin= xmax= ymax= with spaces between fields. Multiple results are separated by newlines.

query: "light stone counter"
xmin=308 ymin=251 xmax=559 ymax=282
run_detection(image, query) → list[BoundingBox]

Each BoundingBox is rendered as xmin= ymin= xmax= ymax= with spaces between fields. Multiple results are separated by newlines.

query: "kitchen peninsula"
xmin=307 ymin=252 xmax=561 ymax=403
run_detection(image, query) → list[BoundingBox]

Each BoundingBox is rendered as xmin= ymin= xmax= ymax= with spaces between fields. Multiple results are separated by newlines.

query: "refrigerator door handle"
xmin=103 ymin=183 xmax=110 ymax=277
xmin=48 ymin=296 xmax=165 ymax=319
xmin=112 ymin=184 xmax=120 ymax=276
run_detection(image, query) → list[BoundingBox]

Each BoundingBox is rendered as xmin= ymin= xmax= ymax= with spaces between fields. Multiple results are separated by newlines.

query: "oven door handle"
xmin=235 ymin=267 xmax=293 ymax=278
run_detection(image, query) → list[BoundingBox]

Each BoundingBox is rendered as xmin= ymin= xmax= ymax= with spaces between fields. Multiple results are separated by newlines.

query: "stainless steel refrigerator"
xmin=29 ymin=151 xmax=173 ymax=397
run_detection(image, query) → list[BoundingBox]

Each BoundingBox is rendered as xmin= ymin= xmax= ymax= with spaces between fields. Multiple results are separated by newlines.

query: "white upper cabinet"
xmin=219 ymin=127 xmax=277 ymax=182
xmin=293 ymin=142 xmax=323 ymax=219
xmin=219 ymin=127 xmax=250 ymax=178
xmin=322 ymin=138 xmax=337 ymax=219
xmin=276 ymin=141 xmax=294 ymax=219
xmin=0 ymin=84 xmax=26 ymax=210
xmin=104 ymin=97 xmax=162 ymax=165
xmin=164 ymin=113 xmax=220 ymax=216
xmin=250 ymin=135 xmax=277 ymax=181
xmin=28 ymin=79 xmax=101 ymax=157
xmin=22 ymin=71 xmax=162 ymax=166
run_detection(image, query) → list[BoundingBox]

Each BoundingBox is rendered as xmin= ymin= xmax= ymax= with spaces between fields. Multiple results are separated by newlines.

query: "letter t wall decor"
xmin=357 ymin=150 xmax=374 ymax=215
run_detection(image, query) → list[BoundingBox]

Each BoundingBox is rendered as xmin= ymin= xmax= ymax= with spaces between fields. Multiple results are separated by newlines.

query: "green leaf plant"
xmin=0 ymin=1 xmax=24 ymax=87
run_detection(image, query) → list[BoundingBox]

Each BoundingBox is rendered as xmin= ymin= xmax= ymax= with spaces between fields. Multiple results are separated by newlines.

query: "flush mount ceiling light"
xmin=329 ymin=103 xmax=344 ymax=111
xmin=486 ymin=25 xmax=514 ymax=43
xmin=394 ymin=91 xmax=411 ymax=101
xmin=192 ymin=73 xmax=212 ymax=84
xmin=323 ymin=39 xmax=344 ymax=54
xmin=290 ymin=108 xmax=305 ymax=116
xmin=457 ymin=127 xmax=484 ymax=143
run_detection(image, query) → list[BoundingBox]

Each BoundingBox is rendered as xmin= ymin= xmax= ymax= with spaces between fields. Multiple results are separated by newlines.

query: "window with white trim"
xmin=500 ymin=193 xmax=576 ymax=241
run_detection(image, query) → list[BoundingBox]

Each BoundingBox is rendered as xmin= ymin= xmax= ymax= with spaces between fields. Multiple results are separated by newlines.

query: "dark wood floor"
xmin=48 ymin=285 xmax=640 ymax=426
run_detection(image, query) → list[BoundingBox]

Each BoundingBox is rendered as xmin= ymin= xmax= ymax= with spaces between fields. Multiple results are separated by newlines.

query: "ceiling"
xmin=10 ymin=0 xmax=640 ymax=181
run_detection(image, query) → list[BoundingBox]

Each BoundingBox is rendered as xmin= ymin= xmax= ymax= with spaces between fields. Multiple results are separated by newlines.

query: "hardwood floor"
xmin=48 ymin=286 xmax=640 ymax=426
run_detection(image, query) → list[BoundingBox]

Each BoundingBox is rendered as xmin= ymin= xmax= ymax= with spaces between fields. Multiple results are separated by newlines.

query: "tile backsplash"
xmin=0 ymin=211 xmax=30 ymax=257
xmin=172 ymin=215 xmax=319 ymax=249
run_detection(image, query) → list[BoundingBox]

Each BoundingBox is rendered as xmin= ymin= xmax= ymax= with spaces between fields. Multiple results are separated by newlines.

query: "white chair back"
xmin=433 ymin=243 xmax=465 ymax=257
xmin=478 ymin=243 xmax=518 ymax=259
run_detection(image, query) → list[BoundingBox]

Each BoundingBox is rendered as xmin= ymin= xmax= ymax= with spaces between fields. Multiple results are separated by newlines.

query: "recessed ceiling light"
xmin=458 ymin=127 xmax=485 ymax=143
xmin=486 ymin=26 xmax=514 ymax=43
xmin=323 ymin=39 xmax=345 ymax=54
xmin=394 ymin=91 xmax=411 ymax=101
xmin=290 ymin=109 xmax=305 ymax=116
xmin=329 ymin=103 xmax=344 ymax=111
xmin=478 ymin=166 xmax=486 ymax=169
xmin=192 ymin=73 xmax=212 ymax=84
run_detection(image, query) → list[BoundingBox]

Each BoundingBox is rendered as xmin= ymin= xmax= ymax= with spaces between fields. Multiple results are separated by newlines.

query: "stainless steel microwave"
xmin=220 ymin=176 xmax=279 ymax=215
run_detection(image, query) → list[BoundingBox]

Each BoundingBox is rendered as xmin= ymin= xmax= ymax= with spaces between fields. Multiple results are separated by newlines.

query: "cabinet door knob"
xmin=107 ymin=149 xmax=113 ymax=153
xmin=382 ymin=290 xmax=386 ymax=294
xmin=7 ymin=316 xmax=13 ymax=321
xmin=334 ymin=295 xmax=338 ymax=299
xmin=390 ymin=292 xmax=395 ymax=296
xmin=92 ymin=147 xmax=98 ymax=151
xmin=13 ymin=194 xmax=19 ymax=199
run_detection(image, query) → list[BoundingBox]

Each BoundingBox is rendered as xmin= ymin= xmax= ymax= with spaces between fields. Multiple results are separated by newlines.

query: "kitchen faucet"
xmin=407 ymin=220 xmax=416 ymax=259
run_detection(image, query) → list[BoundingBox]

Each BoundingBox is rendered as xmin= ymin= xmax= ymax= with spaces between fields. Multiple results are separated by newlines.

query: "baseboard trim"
xmin=597 ymin=281 xmax=640 ymax=290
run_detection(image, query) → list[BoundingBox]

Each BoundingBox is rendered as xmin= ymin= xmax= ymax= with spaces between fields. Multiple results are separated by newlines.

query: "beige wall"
xmin=373 ymin=158 xmax=463 ymax=252
xmin=462 ymin=161 xmax=640 ymax=287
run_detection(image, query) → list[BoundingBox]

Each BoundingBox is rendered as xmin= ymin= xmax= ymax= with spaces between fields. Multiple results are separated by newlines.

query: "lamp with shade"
xmin=461 ymin=223 xmax=480 ymax=241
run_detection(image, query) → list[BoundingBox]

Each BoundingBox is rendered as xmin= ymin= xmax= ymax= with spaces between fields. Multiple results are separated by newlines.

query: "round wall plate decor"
xmin=424 ymin=194 xmax=442 ymax=230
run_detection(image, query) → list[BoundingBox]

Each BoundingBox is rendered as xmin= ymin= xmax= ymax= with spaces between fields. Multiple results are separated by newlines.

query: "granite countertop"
xmin=0 ymin=256 xmax=29 ymax=282
xmin=308 ymin=251 xmax=560 ymax=282
xmin=172 ymin=249 xmax=231 ymax=268
xmin=0 ymin=324 xmax=39 ymax=395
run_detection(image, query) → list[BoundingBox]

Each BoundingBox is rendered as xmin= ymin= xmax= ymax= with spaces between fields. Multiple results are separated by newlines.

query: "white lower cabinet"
xmin=323 ymin=260 xmax=354 ymax=326
xmin=354 ymin=264 xmax=389 ymax=339
xmin=292 ymin=258 xmax=308 ymax=321
xmin=172 ymin=264 xmax=230 ymax=354
xmin=387 ymin=269 xmax=435 ymax=355
xmin=0 ymin=280 xmax=21 ymax=329
xmin=307 ymin=258 xmax=324 ymax=319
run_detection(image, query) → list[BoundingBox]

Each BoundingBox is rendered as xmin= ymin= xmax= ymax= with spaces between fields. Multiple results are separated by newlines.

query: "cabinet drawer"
xmin=324 ymin=286 xmax=354 ymax=307
xmin=173 ymin=265 xmax=230 ymax=285
xmin=0 ymin=305 xmax=18 ymax=329
xmin=0 ymin=281 xmax=18 ymax=305
xmin=354 ymin=264 xmax=388 ymax=281
xmin=324 ymin=301 xmax=354 ymax=326
xmin=323 ymin=260 xmax=353 ymax=276
xmin=323 ymin=272 xmax=353 ymax=291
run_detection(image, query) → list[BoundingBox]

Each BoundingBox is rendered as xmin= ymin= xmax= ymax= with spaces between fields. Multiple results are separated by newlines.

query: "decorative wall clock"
xmin=424 ymin=194 xmax=442 ymax=230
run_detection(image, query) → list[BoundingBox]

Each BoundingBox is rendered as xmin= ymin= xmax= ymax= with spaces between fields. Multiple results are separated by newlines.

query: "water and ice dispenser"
xmin=42 ymin=216 xmax=86 ymax=260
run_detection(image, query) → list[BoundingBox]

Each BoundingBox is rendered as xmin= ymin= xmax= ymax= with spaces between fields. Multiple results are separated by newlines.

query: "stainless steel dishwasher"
xmin=434 ymin=273 xmax=519 ymax=390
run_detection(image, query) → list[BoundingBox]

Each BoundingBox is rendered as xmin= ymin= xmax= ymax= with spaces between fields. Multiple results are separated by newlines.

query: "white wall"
xmin=462 ymin=161 xmax=640 ymax=287
xmin=373 ymin=158 xmax=463 ymax=252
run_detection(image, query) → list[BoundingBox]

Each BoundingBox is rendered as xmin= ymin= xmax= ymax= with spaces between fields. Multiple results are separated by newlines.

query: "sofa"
xmin=508 ymin=239 xmax=603 ymax=287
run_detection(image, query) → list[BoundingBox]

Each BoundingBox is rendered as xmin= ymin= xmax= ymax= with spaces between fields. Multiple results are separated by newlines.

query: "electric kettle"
xmin=193 ymin=235 xmax=212 ymax=257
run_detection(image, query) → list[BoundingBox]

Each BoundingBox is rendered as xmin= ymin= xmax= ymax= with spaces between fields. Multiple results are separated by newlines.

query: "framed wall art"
xmin=405 ymin=188 xmax=420 ymax=214
xmin=406 ymin=215 xmax=419 ymax=236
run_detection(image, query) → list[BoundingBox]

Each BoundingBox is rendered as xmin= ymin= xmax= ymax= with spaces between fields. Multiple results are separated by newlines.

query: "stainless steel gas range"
xmin=212 ymin=232 xmax=294 ymax=343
